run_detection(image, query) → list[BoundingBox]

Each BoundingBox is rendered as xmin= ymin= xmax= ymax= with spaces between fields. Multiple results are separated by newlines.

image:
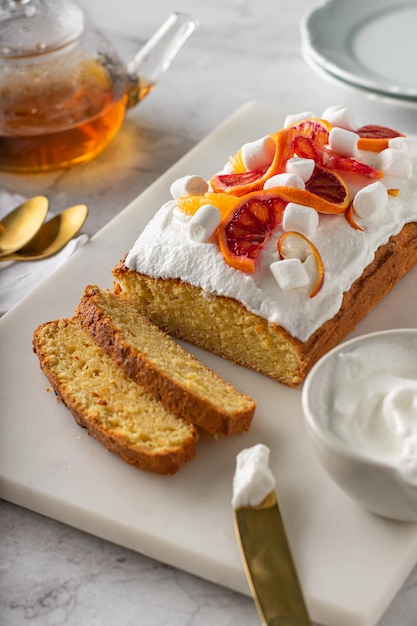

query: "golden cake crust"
xmin=76 ymin=285 xmax=256 ymax=436
xmin=33 ymin=318 xmax=198 ymax=475
xmin=113 ymin=221 xmax=417 ymax=386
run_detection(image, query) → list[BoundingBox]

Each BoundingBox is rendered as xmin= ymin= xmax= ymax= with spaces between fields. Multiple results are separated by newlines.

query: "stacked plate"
xmin=301 ymin=0 xmax=417 ymax=108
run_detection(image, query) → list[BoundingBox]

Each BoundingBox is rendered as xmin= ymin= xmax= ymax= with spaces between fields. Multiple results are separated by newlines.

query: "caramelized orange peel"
xmin=345 ymin=202 xmax=365 ymax=232
xmin=277 ymin=231 xmax=325 ymax=298
xmin=268 ymin=186 xmax=349 ymax=214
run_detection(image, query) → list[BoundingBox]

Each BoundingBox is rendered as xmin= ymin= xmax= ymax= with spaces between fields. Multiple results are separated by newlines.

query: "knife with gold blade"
xmin=232 ymin=444 xmax=311 ymax=626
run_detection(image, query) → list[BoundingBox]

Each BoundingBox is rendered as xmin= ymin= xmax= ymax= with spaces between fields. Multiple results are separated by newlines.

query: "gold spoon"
xmin=0 ymin=204 xmax=88 ymax=262
xmin=0 ymin=196 xmax=49 ymax=256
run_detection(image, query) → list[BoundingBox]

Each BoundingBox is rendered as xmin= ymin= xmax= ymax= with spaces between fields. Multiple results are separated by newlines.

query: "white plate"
xmin=302 ymin=44 xmax=417 ymax=110
xmin=1 ymin=102 xmax=417 ymax=626
xmin=301 ymin=0 xmax=417 ymax=100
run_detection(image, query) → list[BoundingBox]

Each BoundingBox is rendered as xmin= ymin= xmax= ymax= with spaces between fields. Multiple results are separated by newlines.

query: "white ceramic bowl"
xmin=302 ymin=329 xmax=417 ymax=522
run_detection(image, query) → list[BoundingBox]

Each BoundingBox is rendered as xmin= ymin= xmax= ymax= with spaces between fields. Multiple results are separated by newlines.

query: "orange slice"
xmin=217 ymin=189 xmax=287 ymax=272
xmin=210 ymin=128 xmax=296 ymax=196
xmin=177 ymin=192 xmax=239 ymax=218
xmin=277 ymin=231 xmax=324 ymax=297
xmin=305 ymin=166 xmax=350 ymax=206
xmin=294 ymin=135 xmax=383 ymax=179
xmin=210 ymin=169 xmax=265 ymax=195
xmin=286 ymin=117 xmax=332 ymax=145
xmin=356 ymin=124 xmax=405 ymax=152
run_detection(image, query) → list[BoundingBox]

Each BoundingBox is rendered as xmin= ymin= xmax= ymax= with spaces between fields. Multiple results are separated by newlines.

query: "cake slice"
xmin=76 ymin=285 xmax=256 ymax=436
xmin=33 ymin=318 xmax=198 ymax=475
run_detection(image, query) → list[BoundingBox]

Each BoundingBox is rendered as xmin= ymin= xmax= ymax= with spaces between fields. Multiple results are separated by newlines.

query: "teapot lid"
xmin=0 ymin=0 xmax=85 ymax=58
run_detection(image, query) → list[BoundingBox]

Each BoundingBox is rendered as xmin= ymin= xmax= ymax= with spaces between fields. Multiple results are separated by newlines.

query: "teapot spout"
xmin=125 ymin=12 xmax=198 ymax=109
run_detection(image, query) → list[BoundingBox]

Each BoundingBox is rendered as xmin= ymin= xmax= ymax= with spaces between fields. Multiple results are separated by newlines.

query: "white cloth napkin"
xmin=0 ymin=189 xmax=89 ymax=315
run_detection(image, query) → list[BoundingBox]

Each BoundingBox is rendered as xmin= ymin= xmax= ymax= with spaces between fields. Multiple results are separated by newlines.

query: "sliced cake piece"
xmin=33 ymin=318 xmax=198 ymax=475
xmin=76 ymin=284 xmax=256 ymax=436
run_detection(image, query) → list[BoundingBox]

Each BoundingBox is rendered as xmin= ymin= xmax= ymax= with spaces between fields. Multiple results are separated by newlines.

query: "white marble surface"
xmin=1 ymin=0 xmax=417 ymax=624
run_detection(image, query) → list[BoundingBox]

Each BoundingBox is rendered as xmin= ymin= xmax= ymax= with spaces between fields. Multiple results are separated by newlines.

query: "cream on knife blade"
xmin=232 ymin=444 xmax=311 ymax=625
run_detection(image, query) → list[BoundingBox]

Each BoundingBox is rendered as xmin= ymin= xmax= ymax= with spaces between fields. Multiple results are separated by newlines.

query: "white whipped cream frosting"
xmin=232 ymin=443 xmax=276 ymax=508
xmin=126 ymin=110 xmax=417 ymax=342
xmin=329 ymin=339 xmax=417 ymax=483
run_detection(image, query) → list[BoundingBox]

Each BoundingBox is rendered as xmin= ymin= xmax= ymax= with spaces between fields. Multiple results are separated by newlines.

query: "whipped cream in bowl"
xmin=302 ymin=329 xmax=417 ymax=522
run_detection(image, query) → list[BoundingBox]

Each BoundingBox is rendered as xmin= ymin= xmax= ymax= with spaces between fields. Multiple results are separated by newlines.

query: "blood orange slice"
xmin=356 ymin=124 xmax=404 ymax=152
xmin=287 ymin=117 xmax=331 ymax=146
xmin=211 ymin=129 xmax=295 ymax=196
xmin=294 ymin=135 xmax=383 ymax=179
xmin=305 ymin=166 xmax=350 ymax=205
xmin=211 ymin=169 xmax=265 ymax=194
xmin=217 ymin=190 xmax=287 ymax=272
xmin=277 ymin=231 xmax=324 ymax=297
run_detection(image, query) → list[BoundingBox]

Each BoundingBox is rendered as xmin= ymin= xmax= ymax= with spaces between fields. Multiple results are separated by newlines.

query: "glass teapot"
xmin=0 ymin=0 xmax=197 ymax=172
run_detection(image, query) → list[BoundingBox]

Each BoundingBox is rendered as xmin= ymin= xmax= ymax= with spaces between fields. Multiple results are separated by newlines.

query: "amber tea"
xmin=0 ymin=59 xmax=150 ymax=173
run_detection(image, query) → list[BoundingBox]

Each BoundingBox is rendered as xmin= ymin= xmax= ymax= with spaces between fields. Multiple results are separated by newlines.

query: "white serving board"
xmin=1 ymin=102 xmax=417 ymax=626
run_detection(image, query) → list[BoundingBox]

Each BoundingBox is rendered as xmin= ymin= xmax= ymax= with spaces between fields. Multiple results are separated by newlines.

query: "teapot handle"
xmin=126 ymin=12 xmax=198 ymax=109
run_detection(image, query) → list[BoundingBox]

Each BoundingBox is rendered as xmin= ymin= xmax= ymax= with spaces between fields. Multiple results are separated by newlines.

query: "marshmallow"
xmin=328 ymin=127 xmax=359 ymax=157
xmin=170 ymin=175 xmax=209 ymax=200
xmin=321 ymin=105 xmax=357 ymax=130
xmin=241 ymin=136 xmax=276 ymax=171
xmin=188 ymin=204 xmax=221 ymax=243
xmin=283 ymin=111 xmax=316 ymax=128
xmin=270 ymin=258 xmax=310 ymax=291
xmin=285 ymin=156 xmax=315 ymax=182
xmin=282 ymin=202 xmax=319 ymax=238
xmin=375 ymin=148 xmax=413 ymax=179
xmin=389 ymin=136 xmax=417 ymax=160
xmin=353 ymin=182 xmax=388 ymax=219
xmin=264 ymin=172 xmax=305 ymax=190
